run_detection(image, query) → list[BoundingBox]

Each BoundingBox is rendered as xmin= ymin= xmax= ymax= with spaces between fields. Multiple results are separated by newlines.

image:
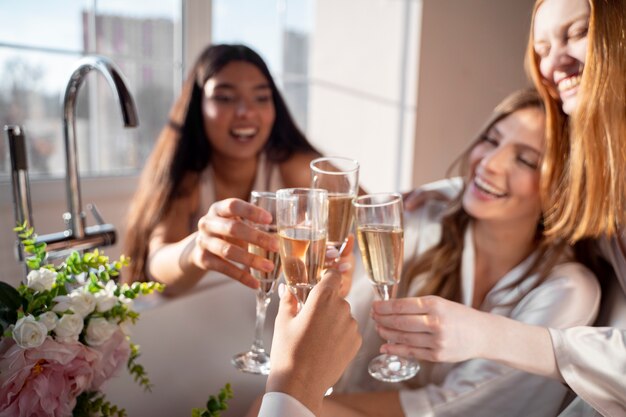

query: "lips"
xmin=474 ymin=176 xmax=508 ymax=198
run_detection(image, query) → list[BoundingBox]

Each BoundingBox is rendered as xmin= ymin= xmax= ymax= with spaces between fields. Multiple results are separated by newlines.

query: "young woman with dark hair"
xmin=123 ymin=44 xmax=321 ymax=295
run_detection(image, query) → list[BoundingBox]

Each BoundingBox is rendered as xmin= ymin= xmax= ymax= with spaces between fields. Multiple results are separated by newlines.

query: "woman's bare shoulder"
xmin=278 ymin=151 xmax=321 ymax=188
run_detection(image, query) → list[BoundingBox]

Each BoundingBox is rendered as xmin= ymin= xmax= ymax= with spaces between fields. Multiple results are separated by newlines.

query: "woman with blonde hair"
xmin=318 ymin=88 xmax=599 ymax=417
xmin=374 ymin=1 xmax=626 ymax=416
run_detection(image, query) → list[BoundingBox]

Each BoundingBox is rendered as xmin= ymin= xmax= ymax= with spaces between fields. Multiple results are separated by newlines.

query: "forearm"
xmin=479 ymin=312 xmax=561 ymax=380
xmin=147 ymin=233 xmax=205 ymax=295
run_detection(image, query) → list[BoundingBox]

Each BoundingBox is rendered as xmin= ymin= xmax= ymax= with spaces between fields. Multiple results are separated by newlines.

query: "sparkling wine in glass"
xmin=276 ymin=188 xmax=328 ymax=309
xmin=310 ymin=156 xmax=359 ymax=259
xmin=353 ymin=193 xmax=420 ymax=382
xmin=232 ymin=191 xmax=281 ymax=375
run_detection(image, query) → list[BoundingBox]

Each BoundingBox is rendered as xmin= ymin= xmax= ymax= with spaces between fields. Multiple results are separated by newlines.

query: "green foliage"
xmin=127 ymin=342 xmax=152 ymax=392
xmin=192 ymin=384 xmax=234 ymax=417
xmin=14 ymin=223 xmax=47 ymax=270
xmin=73 ymin=391 xmax=127 ymax=417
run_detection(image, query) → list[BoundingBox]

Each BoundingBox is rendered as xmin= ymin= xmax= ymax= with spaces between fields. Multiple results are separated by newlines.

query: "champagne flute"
xmin=310 ymin=157 xmax=358 ymax=397
xmin=276 ymin=188 xmax=328 ymax=309
xmin=232 ymin=191 xmax=281 ymax=375
xmin=310 ymin=156 xmax=359 ymax=259
xmin=353 ymin=193 xmax=420 ymax=382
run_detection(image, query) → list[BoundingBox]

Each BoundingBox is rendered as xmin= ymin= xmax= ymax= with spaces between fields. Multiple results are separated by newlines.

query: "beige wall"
xmin=307 ymin=0 xmax=535 ymax=194
xmin=412 ymin=0 xmax=535 ymax=187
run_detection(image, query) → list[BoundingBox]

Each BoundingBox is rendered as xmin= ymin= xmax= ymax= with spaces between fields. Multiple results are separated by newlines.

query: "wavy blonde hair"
xmin=404 ymin=89 xmax=568 ymax=302
xmin=525 ymin=0 xmax=626 ymax=242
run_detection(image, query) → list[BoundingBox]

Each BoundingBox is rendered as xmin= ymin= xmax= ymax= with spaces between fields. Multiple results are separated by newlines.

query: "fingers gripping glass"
xmin=353 ymin=193 xmax=420 ymax=382
xmin=232 ymin=191 xmax=281 ymax=375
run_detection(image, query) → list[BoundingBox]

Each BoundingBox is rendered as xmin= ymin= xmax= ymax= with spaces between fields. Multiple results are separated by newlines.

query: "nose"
xmin=543 ymin=41 xmax=575 ymax=75
xmin=479 ymin=146 xmax=509 ymax=174
xmin=235 ymin=98 xmax=253 ymax=117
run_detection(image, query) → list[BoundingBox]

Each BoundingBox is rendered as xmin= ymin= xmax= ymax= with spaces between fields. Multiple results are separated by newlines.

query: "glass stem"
xmin=380 ymin=284 xmax=396 ymax=352
xmin=251 ymin=289 xmax=271 ymax=354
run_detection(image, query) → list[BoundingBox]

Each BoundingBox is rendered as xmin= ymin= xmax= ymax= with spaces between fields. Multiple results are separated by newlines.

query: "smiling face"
xmin=533 ymin=0 xmax=590 ymax=115
xmin=463 ymin=107 xmax=545 ymax=226
xmin=202 ymin=61 xmax=276 ymax=161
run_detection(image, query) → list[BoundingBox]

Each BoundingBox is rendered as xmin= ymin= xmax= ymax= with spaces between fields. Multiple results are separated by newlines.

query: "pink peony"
xmin=0 ymin=337 xmax=99 ymax=417
xmin=89 ymin=328 xmax=131 ymax=390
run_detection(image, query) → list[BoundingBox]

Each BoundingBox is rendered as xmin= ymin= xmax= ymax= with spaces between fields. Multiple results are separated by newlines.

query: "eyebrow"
xmin=213 ymin=82 xmax=271 ymax=91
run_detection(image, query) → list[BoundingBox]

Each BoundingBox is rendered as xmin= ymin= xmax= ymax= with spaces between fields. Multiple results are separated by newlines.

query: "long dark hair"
xmin=403 ymin=88 xmax=568 ymax=303
xmin=123 ymin=44 xmax=317 ymax=283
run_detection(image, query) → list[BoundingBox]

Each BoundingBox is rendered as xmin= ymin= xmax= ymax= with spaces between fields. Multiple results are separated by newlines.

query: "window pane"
xmin=93 ymin=0 xmax=180 ymax=64
xmin=0 ymin=0 xmax=88 ymax=52
xmin=0 ymin=48 xmax=78 ymax=179
xmin=0 ymin=0 xmax=181 ymax=181
xmin=77 ymin=59 xmax=175 ymax=175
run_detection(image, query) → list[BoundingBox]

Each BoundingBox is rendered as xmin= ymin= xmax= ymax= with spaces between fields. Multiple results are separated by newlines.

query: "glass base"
xmin=231 ymin=350 xmax=271 ymax=375
xmin=368 ymin=354 xmax=419 ymax=382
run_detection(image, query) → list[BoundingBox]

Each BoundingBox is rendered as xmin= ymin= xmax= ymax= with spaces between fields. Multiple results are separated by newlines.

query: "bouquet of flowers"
xmin=0 ymin=224 xmax=163 ymax=417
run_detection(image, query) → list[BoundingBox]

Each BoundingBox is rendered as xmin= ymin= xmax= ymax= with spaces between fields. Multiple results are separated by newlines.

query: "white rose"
xmin=53 ymin=288 xmax=96 ymax=318
xmin=95 ymin=281 xmax=118 ymax=312
xmin=54 ymin=313 xmax=84 ymax=343
xmin=38 ymin=311 xmax=58 ymax=331
xmin=119 ymin=294 xmax=134 ymax=311
xmin=12 ymin=315 xmax=48 ymax=349
xmin=26 ymin=268 xmax=57 ymax=292
xmin=85 ymin=317 xmax=118 ymax=346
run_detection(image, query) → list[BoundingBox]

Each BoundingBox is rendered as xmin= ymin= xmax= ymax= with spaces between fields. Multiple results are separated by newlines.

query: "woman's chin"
xmin=561 ymin=96 xmax=578 ymax=116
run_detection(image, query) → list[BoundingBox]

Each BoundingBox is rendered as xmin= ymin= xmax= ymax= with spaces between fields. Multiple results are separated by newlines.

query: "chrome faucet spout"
xmin=62 ymin=55 xmax=138 ymax=239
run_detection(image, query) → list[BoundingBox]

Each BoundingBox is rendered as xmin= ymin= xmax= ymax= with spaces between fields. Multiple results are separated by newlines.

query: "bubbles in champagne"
xmin=356 ymin=225 xmax=403 ymax=287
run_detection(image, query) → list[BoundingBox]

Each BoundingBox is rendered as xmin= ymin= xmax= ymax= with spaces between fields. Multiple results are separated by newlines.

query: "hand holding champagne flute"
xmin=353 ymin=193 xmax=420 ymax=382
xmin=310 ymin=157 xmax=359 ymax=259
xmin=276 ymin=188 xmax=328 ymax=309
xmin=232 ymin=191 xmax=281 ymax=375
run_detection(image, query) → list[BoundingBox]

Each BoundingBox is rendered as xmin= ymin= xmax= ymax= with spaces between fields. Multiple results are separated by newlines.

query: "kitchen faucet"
xmin=6 ymin=55 xmax=139 ymax=258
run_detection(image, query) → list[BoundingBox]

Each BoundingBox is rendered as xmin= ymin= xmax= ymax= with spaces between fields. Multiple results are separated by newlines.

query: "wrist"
xmin=267 ymin=369 xmax=324 ymax=416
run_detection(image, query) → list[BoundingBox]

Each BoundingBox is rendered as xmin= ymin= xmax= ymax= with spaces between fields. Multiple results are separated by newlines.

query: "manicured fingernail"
xmin=326 ymin=248 xmax=339 ymax=259
xmin=278 ymin=283 xmax=286 ymax=298
xmin=261 ymin=260 xmax=274 ymax=272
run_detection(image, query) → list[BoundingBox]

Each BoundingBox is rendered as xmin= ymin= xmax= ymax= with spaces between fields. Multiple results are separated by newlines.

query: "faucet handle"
xmin=86 ymin=203 xmax=107 ymax=225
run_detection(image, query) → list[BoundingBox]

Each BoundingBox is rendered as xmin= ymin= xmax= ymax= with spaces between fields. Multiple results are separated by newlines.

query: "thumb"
xmin=275 ymin=283 xmax=298 ymax=327
xmin=313 ymin=269 xmax=342 ymax=295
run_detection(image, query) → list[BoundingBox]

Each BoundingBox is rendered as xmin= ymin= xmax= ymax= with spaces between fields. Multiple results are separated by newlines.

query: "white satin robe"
xmin=552 ymin=234 xmax=626 ymax=417
xmin=337 ymin=194 xmax=601 ymax=417
xmin=401 ymin=178 xmax=626 ymax=417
